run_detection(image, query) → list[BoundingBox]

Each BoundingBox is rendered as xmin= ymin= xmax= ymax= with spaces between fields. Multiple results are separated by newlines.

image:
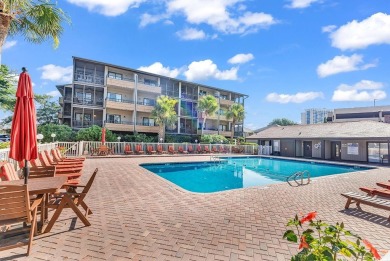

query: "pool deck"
xmin=1 ymin=156 xmax=390 ymax=260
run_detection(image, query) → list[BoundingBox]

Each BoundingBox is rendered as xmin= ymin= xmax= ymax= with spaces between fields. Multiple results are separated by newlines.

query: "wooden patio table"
xmin=3 ymin=176 xmax=67 ymax=233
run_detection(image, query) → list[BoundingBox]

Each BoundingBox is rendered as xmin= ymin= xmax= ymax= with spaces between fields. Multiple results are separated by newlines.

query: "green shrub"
xmin=37 ymin=123 xmax=74 ymax=143
xmin=76 ymin=125 xmax=117 ymax=142
xmin=200 ymin=134 xmax=229 ymax=144
xmin=0 ymin=142 xmax=10 ymax=149
xmin=165 ymin=134 xmax=195 ymax=143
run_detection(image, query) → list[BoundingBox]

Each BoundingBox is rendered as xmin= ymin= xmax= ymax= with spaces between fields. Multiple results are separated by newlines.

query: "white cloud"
xmin=332 ymin=80 xmax=386 ymax=102
xmin=329 ymin=12 xmax=390 ymax=50
xmin=3 ymin=40 xmax=17 ymax=50
xmin=176 ymin=28 xmax=207 ymax=40
xmin=184 ymin=59 xmax=238 ymax=81
xmin=140 ymin=13 xmax=168 ymax=27
xmin=228 ymin=53 xmax=254 ymax=64
xmin=317 ymin=54 xmax=376 ymax=78
xmin=143 ymin=0 xmax=277 ymax=35
xmin=266 ymin=92 xmax=324 ymax=103
xmin=67 ymin=0 xmax=145 ymax=16
xmin=322 ymin=25 xmax=336 ymax=33
xmin=38 ymin=64 xmax=73 ymax=83
xmin=138 ymin=62 xmax=180 ymax=78
xmin=46 ymin=90 xmax=61 ymax=97
xmin=286 ymin=0 xmax=319 ymax=9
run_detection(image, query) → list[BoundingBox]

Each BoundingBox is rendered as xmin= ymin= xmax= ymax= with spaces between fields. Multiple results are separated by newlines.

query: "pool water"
xmin=141 ymin=157 xmax=372 ymax=193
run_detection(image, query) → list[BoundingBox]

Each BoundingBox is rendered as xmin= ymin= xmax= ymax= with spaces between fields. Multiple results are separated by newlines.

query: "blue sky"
xmin=3 ymin=0 xmax=390 ymax=129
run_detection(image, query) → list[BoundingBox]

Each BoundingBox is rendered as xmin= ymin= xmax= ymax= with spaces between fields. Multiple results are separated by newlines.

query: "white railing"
xmin=258 ymin=145 xmax=272 ymax=155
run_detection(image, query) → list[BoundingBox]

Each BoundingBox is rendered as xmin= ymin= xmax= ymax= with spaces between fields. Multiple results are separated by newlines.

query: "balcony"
xmin=73 ymin=97 xmax=104 ymax=107
xmin=136 ymin=100 xmax=156 ymax=113
xmin=135 ymin=122 xmax=159 ymax=133
xmin=219 ymin=99 xmax=234 ymax=106
xmin=74 ymin=73 xmax=104 ymax=85
xmin=197 ymin=128 xmax=232 ymax=137
xmin=105 ymin=120 xmax=135 ymax=132
xmin=73 ymin=120 xmax=103 ymax=128
xmin=105 ymin=98 xmax=135 ymax=111
xmin=208 ymin=113 xmax=228 ymax=121
xmin=107 ymin=77 xmax=162 ymax=94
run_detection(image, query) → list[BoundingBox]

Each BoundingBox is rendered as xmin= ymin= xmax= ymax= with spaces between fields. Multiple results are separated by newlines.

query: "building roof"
xmin=247 ymin=120 xmax=390 ymax=140
xmin=73 ymin=56 xmax=248 ymax=97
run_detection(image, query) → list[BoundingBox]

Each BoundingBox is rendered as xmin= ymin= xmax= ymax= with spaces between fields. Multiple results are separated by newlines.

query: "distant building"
xmin=301 ymin=108 xmax=332 ymax=125
xmin=327 ymin=105 xmax=390 ymax=123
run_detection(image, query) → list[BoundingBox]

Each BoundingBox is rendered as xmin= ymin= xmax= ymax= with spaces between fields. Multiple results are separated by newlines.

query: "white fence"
xmin=56 ymin=141 xmax=257 ymax=156
xmin=258 ymin=145 xmax=272 ymax=155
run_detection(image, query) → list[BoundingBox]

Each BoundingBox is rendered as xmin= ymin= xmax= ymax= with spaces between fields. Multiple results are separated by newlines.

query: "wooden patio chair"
xmin=377 ymin=182 xmax=390 ymax=189
xmin=124 ymin=144 xmax=134 ymax=155
xmin=35 ymin=153 xmax=82 ymax=180
xmin=157 ymin=145 xmax=167 ymax=154
xmin=147 ymin=145 xmax=156 ymax=155
xmin=0 ymin=161 xmax=20 ymax=181
xmin=54 ymin=148 xmax=85 ymax=161
xmin=45 ymin=168 xmax=99 ymax=233
xmin=0 ymin=184 xmax=42 ymax=256
xmin=168 ymin=146 xmax=176 ymax=154
xmin=196 ymin=145 xmax=202 ymax=154
xmin=51 ymin=149 xmax=84 ymax=164
xmin=360 ymin=187 xmax=390 ymax=198
xmin=204 ymin=146 xmax=211 ymax=153
xmin=45 ymin=150 xmax=83 ymax=168
xmin=211 ymin=146 xmax=218 ymax=153
xmin=188 ymin=145 xmax=194 ymax=154
xmin=135 ymin=144 xmax=145 ymax=155
xmin=341 ymin=191 xmax=390 ymax=221
xmin=178 ymin=146 xmax=188 ymax=154
xmin=219 ymin=146 xmax=226 ymax=154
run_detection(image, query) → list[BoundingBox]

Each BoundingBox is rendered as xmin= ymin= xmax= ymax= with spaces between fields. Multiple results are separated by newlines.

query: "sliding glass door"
xmin=368 ymin=142 xmax=389 ymax=163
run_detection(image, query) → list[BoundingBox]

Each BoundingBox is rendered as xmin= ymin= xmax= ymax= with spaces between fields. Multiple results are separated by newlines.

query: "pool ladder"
xmin=286 ymin=170 xmax=311 ymax=186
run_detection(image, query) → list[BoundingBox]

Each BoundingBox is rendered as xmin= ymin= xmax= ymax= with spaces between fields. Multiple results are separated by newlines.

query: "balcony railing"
xmin=73 ymin=97 xmax=104 ymax=107
xmin=180 ymin=93 xmax=198 ymax=100
xmin=107 ymin=97 xmax=134 ymax=104
xmin=107 ymin=76 xmax=160 ymax=88
xmin=105 ymin=120 xmax=158 ymax=127
xmin=74 ymin=73 xmax=104 ymax=85
xmin=73 ymin=120 xmax=103 ymax=128
xmin=137 ymin=100 xmax=156 ymax=106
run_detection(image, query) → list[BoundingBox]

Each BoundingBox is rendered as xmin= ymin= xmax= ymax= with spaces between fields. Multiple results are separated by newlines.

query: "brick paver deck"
xmin=1 ymin=156 xmax=389 ymax=260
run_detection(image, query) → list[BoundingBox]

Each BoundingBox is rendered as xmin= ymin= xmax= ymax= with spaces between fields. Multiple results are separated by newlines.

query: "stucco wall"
xmin=280 ymin=140 xmax=295 ymax=157
xmin=312 ymin=139 xmax=322 ymax=158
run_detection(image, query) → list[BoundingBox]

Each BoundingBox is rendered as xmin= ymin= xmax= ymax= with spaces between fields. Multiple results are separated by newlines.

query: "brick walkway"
xmin=1 ymin=156 xmax=390 ymax=260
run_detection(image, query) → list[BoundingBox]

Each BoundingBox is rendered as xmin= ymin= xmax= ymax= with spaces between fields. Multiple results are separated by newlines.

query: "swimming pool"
xmin=141 ymin=157 xmax=372 ymax=193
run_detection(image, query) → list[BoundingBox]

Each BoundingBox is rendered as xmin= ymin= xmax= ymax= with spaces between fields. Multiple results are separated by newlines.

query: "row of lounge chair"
xmin=124 ymin=144 xmax=231 ymax=155
xmin=0 ymin=148 xmax=98 ymax=256
xmin=342 ymin=180 xmax=390 ymax=221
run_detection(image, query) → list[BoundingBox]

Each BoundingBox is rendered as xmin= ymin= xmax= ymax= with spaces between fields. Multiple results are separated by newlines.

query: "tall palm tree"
xmin=197 ymin=94 xmax=219 ymax=135
xmin=0 ymin=0 xmax=69 ymax=62
xmin=226 ymin=103 xmax=245 ymax=139
xmin=151 ymin=95 xmax=178 ymax=141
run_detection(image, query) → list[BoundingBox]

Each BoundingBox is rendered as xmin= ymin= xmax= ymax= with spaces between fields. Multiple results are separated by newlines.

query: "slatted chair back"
xmin=212 ymin=146 xmax=218 ymax=152
xmin=44 ymin=150 xmax=57 ymax=165
xmin=157 ymin=145 xmax=163 ymax=153
xmin=188 ymin=145 xmax=193 ymax=153
xmin=124 ymin=144 xmax=132 ymax=153
xmin=197 ymin=145 xmax=202 ymax=153
xmin=178 ymin=146 xmax=184 ymax=153
xmin=81 ymin=168 xmax=98 ymax=195
xmin=0 ymin=184 xmax=40 ymax=255
xmin=51 ymin=149 xmax=63 ymax=162
xmin=204 ymin=146 xmax=210 ymax=153
xmin=29 ymin=166 xmax=56 ymax=179
xmin=0 ymin=162 xmax=20 ymax=181
xmin=38 ymin=151 xmax=52 ymax=167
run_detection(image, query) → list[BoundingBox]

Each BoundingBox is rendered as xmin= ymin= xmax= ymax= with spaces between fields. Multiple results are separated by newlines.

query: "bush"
xmin=119 ymin=133 xmax=157 ymax=143
xmin=76 ymin=125 xmax=117 ymax=142
xmin=0 ymin=142 xmax=10 ymax=149
xmin=200 ymin=134 xmax=229 ymax=144
xmin=165 ymin=134 xmax=195 ymax=143
xmin=37 ymin=123 xmax=74 ymax=143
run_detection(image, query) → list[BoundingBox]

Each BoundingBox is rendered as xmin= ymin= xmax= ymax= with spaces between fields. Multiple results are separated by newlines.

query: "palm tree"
xmin=226 ymin=103 xmax=245 ymax=139
xmin=0 ymin=0 xmax=69 ymax=62
xmin=151 ymin=96 xmax=178 ymax=141
xmin=197 ymin=94 xmax=219 ymax=135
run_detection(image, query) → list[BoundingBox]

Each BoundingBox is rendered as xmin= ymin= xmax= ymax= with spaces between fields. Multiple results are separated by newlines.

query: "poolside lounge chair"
xmin=168 ymin=146 xmax=177 ymax=154
xmin=0 ymin=184 xmax=42 ymax=256
xmin=341 ymin=192 xmax=390 ymax=221
xmin=196 ymin=145 xmax=202 ymax=154
xmin=178 ymin=146 xmax=188 ymax=154
xmin=219 ymin=146 xmax=226 ymax=154
xmin=43 ymin=151 xmax=83 ymax=168
xmin=135 ymin=144 xmax=145 ymax=154
xmin=377 ymin=182 xmax=390 ymax=189
xmin=188 ymin=145 xmax=194 ymax=154
xmin=204 ymin=146 xmax=211 ymax=153
xmin=124 ymin=144 xmax=134 ymax=155
xmin=35 ymin=153 xmax=83 ymax=179
xmin=360 ymin=187 xmax=390 ymax=198
xmin=51 ymin=149 xmax=84 ymax=164
xmin=54 ymin=148 xmax=85 ymax=161
xmin=157 ymin=145 xmax=167 ymax=154
xmin=45 ymin=168 xmax=98 ymax=233
xmin=147 ymin=145 xmax=156 ymax=155
xmin=211 ymin=146 xmax=218 ymax=153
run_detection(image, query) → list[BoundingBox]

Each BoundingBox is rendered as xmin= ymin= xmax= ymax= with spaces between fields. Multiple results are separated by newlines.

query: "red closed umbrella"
xmin=101 ymin=127 xmax=106 ymax=144
xmin=8 ymin=68 xmax=38 ymax=184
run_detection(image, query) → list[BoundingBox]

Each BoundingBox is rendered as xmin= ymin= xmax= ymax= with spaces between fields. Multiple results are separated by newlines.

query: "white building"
xmin=328 ymin=105 xmax=390 ymax=123
xmin=301 ymin=108 xmax=332 ymax=125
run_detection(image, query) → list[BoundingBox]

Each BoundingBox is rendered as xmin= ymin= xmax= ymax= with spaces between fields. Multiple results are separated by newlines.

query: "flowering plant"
xmin=283 ymin=212 xmax=381 ymax=260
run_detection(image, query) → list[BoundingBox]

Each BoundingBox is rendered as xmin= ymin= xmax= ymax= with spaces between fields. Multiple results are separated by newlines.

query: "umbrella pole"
xmin=24 ymin=160 xmax=29 ymax=184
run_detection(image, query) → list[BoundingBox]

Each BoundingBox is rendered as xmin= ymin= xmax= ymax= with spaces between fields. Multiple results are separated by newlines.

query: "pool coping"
xmin=139 ymin=155 xmax=382 ymax=195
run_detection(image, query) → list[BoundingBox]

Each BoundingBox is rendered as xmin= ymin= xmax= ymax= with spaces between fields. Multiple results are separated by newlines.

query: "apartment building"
xmin=301 ymin=108 xmax=332 ymax=125
xmin=57 ymin=57 xmax=248 ymax=138
xmin=327 ymin=105 xmax=390 ymax=123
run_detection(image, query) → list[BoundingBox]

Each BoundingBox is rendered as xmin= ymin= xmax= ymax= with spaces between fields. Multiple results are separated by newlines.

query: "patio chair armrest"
xmin=30 ymin=195 xmax=43 ymax=210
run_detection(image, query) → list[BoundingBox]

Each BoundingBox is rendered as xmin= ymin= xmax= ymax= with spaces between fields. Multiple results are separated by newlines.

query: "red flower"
xmin=298 ymin=235 xmax=309 ymax=250
xmin=300 ymin=211 xmax=317 ymax=224
xmin=363 ymin=239 xmax=381 ymax=260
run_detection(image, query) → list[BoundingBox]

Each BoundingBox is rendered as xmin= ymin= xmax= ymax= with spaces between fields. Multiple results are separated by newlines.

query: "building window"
xmin=142 ymin=117 xmax=155 ymax=126
xmin=108 ymin=72 xmax=123 ymax=80
xmin=220 ymin=94 xmax=227 ymax=100
xmin=107 ymin=114 xmax=121 ymax=124
xmin=199 ymin=90 xmax=207 ymax=96
xmin=368 ymin=142 xmax=389 ymax=163
xmin=144 ymin=78 xmax=157 ymax=86
xmin=108 ymin=92 xmax=122 ymax=102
